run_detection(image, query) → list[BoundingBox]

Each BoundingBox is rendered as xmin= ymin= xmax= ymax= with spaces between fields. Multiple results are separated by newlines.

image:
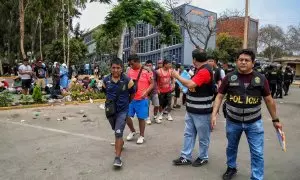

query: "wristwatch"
xmin=272 ymin=118 xmax=280 ymax=122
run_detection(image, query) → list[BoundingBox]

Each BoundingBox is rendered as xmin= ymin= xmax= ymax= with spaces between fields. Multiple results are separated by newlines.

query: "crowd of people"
xmin=102 ymin=49 xmax=284 ymax=180
xmin=0 ymin=58 xmax=104 ymax=100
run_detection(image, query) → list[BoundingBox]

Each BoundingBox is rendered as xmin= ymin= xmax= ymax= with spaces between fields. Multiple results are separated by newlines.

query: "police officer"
xmin=254 ymin=62 xmax=264 ymax=74
xmin=283 ymin=66 xmax=294 ymax=96
xmin=275 ymin=66 xmax=283 ymax=98
xmin=211 ymin=49 xmax=283 ymax=180
xmin=266 ymin=65 xmax=278 ymax=97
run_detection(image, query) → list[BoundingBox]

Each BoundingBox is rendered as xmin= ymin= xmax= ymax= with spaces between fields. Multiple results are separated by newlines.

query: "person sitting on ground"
xmin=0 ymin=79 xmax=9 ymax=92
xmin=12 ymin=76 xmax=22 ymax=94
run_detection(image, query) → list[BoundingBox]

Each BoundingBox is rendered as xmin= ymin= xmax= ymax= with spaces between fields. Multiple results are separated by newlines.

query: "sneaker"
xmin=222 ymin=167 xmax=237 ymax=180
xmin=155 ymin=118 xmax=162 ymax=124
xmin=136 ymin=136 xmax=145 ymax=144
xmin=146 ymin=117 xmax=152 ymax=125
xmin=173 ymin=157 xmax=192 ymax=166
xmin=167 ymin=114 xmax=173 ymax=121
xmin=173 ymin=104 xmax=181 ymax=108
xmin=158 ymin=113 xmax=163 ymax=120
xmin=113 ymin=157 xmax=123 ymax=167
xmin=192 ymin=157 xmax=208 ymax=167
xmin=126 ymin=132 xmax=136 ymax=141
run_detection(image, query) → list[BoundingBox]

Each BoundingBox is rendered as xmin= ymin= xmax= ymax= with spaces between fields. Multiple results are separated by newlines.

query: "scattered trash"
xmin=20 ymin=120 xmax=26 ymax=123
xmin=34 ymin=112 xmax=40 ymax=117
xmin=57 ymin=119 xmax=62 ymax=121
xmin=279 ymin=102 xmax=284 ymax=104
xmin=99 ymin=104 xmax=105 ymax=110
xmin=65 ymin=95 xmax=72 ymax=102
xmin=83 ymin=115 xmax=87 ymax=118
xmin=61 ymin=103 xmax=65 ymax=106
xmin=10 ymin=114 xmax=20 ymax=118
xmin=89 ymin=98 xmax=94 ymax=104
xmin=36 ymin=147 xmax=40 ymax=150
xmin=81 ymin=119 xmax=94 ymax=123
xmin=33 ymin=117 xmax=37 ymax=119
xmin=62 ymin=116 xmax=67 ymax=120
xmin=43 ymin=168 xmax=47 ymax=171
xmin=49 ymin=161 xmax=53 ymax=165
xmin=79 ymin=110 xmax=84 ymax=114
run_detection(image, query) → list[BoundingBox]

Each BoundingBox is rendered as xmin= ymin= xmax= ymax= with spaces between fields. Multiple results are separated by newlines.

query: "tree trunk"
xmin=62 ymin=0 xmax=66 ymax=64
xmin=0 ymin=58 xmax=3 ymax=76
xmin=19 ymin=0 xmax=26 ymax=59
xmin=39 ymin=16 xmax=43 ymax=60
xmin=117 ymin=25 xmax=127 ymax=60
xmin=67 ymin=0 xmax=70 ymax=67
xmin=54 ymin=13 xmax=58 ymax=40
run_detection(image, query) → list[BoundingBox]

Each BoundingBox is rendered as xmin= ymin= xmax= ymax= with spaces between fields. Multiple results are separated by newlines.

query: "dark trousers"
xmin=276 ymin=83 xmax=283 ymax=98
xmin=283 ymin=82 xmax=291 ymax=95
xmin=270 ymin=83 xmax=277 ymax=98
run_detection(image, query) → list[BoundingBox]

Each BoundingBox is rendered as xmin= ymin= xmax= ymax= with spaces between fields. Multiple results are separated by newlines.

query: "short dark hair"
xmin=176 ymin=63 xmax=181 ymax=69
xmin=23 ymin=58 xmax=29 ymax=61
xmin=237 ymin=49 xmax=255 ymax=61
xmin=145 ymin=60 xmax=153 ymax=65
xmin=127 ymin=54 xmax=140 ymax=62
xmin=192 ymin=49 xmax=207 ymax=62
xmin=163 ymin=59 xmax=171 ymax=66
xmin=111 ymin=58 xmax=123 ymax=67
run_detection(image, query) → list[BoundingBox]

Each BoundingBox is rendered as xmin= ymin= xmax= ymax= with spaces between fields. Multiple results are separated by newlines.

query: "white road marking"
xmin=0 ymin=120 xmax=108 ymax=142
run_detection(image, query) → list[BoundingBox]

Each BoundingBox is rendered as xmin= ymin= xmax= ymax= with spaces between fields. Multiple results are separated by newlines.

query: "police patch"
xmin=231 ymin=75 xmax=238 ymax=81
xmin=255 ymin=77 xmax=261 ymax=84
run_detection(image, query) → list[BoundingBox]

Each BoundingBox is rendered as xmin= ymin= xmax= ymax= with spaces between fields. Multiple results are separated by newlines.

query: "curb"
xmin=0 ymin=76 xmax=17 ymax=79
xmin=0 ymin=99 xmax=106 ymax=111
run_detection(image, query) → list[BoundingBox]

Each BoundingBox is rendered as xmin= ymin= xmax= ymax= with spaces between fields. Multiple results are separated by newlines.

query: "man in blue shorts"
xmin=126 ymin=55 xmax=154 ymax=144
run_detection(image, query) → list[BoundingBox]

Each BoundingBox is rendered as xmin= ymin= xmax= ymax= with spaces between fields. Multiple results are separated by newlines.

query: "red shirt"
xmin=218 ymin=72 xmax=271 ymax=97
xmin=128 ymin=67 xmax=153 ymax=100
xmin=157 ymin=68 xmax=172 ymax=93
xmin=1 ymin=81 xmax=9 ymax=88
xmin=191 ymin=68 xmax=211 ymax=86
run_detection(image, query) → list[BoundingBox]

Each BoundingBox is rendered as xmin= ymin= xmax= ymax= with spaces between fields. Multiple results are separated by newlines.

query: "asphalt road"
xmin=0 ymin=88 xmax=300 ymax=180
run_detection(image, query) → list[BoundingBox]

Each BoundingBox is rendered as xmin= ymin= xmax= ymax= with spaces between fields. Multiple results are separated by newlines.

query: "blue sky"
xmin=76 ymin=0 xmax=300 ymax=31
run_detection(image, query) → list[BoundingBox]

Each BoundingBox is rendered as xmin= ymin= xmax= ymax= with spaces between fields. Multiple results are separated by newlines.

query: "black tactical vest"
xmin=186 ymin=64 xmax=214 ymax=114
xmin=225 ymin=71 xmax=265 ymax=123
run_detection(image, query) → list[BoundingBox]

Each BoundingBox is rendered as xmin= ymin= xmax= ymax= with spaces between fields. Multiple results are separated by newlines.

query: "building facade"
xmin=217 ymin=17 xmax=259 ymax=52
xmin=123 ymin=4 xmax=217 ymax=65
xmin=83 ymin=26 xmax=98 ymax=63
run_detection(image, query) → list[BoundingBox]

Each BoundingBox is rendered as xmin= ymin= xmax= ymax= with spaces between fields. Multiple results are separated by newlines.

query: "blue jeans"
xmin=181 ymin=112 xmax=211 ymax=160
xmin=226 ymin=119 xmax=264 ymax=180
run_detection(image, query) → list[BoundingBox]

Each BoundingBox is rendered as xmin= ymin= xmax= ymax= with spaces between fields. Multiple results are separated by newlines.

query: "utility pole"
xmin=243 ymin=0 xmax=249 ymax=49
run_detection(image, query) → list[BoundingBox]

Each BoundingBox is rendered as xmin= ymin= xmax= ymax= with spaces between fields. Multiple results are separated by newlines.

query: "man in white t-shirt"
xmin=18 ymin=58 xmax=33 ymax=95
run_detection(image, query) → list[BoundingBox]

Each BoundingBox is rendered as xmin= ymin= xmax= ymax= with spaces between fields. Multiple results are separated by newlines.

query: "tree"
xmin=262 ymin=46 xmax=291 ymax=59
xmin=286 ymin=24 xmax=300 ymax=52
xmin=259 ymin=25 xmax=286 ymax=61
xmin=166 ymin=0 xmax=216 ymax=50
xmin=44 ymin=38 xmax=87 ymax=65
xmin=103 ymin=0 xmax=181 ymax=58
xmin=216 ymin=33 xmax=242 ymax=62
xmin=93 ymin=25 xmax=120 ymax=58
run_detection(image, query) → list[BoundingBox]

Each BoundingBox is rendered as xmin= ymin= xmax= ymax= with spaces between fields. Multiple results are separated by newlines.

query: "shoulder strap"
xmin=135 ymin=66 xmax=144 ymax=91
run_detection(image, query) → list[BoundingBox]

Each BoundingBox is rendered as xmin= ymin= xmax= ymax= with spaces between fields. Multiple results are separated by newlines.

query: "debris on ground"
xmin=81 ymin=119 xmax=94 ymax=123
xmin=83 ymin=115 xmax=87 ymax=118
xmin=57 ymin=119 xmax=62 ymax=121
xmin=78 ymin=110 xmax=84 ymax=114
xmin=99 ymin=104 xmax=105 ymax=110
xmin=62 ymin=116 xmax=67 ymax=120
xmin=20 ymin=120 xmax=26 ymax=123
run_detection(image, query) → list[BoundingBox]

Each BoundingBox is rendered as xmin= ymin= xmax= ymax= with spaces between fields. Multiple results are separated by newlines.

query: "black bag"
xmin=105 ymin=77 xmax=124 ymax=118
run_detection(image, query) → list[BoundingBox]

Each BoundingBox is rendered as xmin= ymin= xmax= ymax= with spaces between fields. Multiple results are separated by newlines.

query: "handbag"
xmin=105 ymin=76 xmax=124 ymax=118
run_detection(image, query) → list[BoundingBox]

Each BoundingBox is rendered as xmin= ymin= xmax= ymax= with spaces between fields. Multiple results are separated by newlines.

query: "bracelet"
xmin=272 ymin=118 xmax=280 ymax=122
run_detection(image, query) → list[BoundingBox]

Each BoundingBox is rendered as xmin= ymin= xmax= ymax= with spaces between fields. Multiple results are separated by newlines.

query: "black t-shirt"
xmin=213 ymin=68 xmax=221 ymax=83
xmin=34 ymin=66 xmax=47 ymax=78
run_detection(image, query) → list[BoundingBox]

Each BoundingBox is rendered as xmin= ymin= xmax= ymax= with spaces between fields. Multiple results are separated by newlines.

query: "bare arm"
xmin=263 ymin=95 xmax=277 ymax=120
xmin=211 ymin=93 xmax=225 ymax=129
xmin=264 ymin=95 xmax=283 ymax=130
xmin=145 ymin=79 xmax=154 ymax=96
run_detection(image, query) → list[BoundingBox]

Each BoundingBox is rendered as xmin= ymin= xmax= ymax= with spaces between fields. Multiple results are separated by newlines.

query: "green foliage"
xmin=93 ymin=25 xmax=120 ymax=56
xmin=44 ymin=38 xmax=87 ymax=64
xmin=214 ymin=33 xmax=243 ymax=62
xmin=69 ymin=84 xmax=106 ymax=101
xmin=0 ymin=91 xmax=13 ymax=107
xmin=19 ymin=94 xmax=33 ymax=105
xmin=32 ymin=86 xmax=43 ymax=103
xmin=102 ymin=0 xmax=181 ymax=45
